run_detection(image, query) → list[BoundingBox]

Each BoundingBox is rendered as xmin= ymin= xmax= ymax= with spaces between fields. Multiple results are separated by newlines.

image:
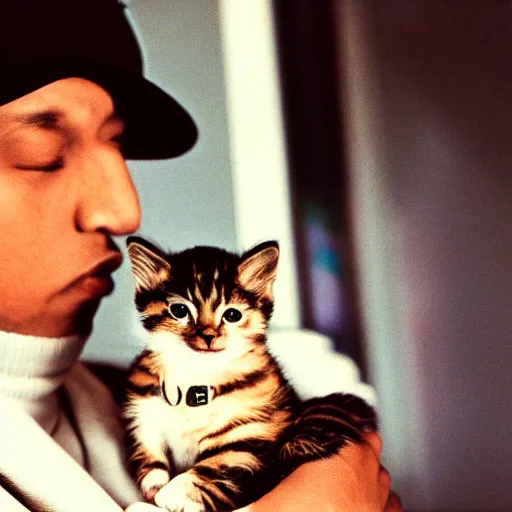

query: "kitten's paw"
xmin=154 ymin=472 xmax=206 ymax=512
xmin=141 ymin=468 xmax=171 ymax=503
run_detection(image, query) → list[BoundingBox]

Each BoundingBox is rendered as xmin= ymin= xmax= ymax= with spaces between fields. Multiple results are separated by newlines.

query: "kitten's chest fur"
xmin=153 ymin=395 xmax=213 ymax=472
xmin=159 ymin=384 xmax=287 ymax=472
xmin=130 ymin=341 xmax=293 ymax=475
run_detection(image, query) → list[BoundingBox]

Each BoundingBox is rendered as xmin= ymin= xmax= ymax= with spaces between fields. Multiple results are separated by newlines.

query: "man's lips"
xmin=71 ymin=252 xmax=123 ymax=297
xmin=86 ymin=252 xmax=123 ymax=278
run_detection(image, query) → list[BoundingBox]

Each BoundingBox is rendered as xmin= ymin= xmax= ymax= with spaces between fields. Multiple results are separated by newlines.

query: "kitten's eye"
xmin=169 ymin=303 xmax=190 ymax=320
xmin=223 ymin=308 xmax=243 ymax=323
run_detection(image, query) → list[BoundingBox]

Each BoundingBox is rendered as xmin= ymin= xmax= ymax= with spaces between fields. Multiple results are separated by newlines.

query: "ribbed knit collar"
xmin=0 ymin=331 xmax=87 ymax=432
xmin=0 ymin=330 xmax=86 ymax=378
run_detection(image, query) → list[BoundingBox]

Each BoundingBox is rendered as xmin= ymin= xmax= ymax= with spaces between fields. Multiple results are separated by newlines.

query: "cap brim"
xmin=0 ymin=58 xmax=198 ymax=160
xmin=95 ymin=65 xmax=199 ymax=160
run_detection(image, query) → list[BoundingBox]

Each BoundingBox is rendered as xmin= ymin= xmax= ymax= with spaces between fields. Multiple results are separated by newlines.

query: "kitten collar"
xmin=162 ymin=381 xmax=215 ymax=407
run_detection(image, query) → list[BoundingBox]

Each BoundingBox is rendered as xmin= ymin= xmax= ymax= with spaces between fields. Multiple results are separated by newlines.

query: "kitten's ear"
xmin=126 ymin=236 xmax=171 ymax=292
xmin=238 ymin=241 xmax=279 ymax=300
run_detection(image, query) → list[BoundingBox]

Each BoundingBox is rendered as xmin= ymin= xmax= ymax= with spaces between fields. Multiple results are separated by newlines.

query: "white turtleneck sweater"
xmin=0 ymin=331 xmax=141 ymax=512
xmin=0 ymin=328 xmax=375 ymax=512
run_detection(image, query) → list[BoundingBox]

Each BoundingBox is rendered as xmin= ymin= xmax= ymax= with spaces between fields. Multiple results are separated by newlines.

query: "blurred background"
xmin=83 ymin=1 xmax=512 ymax=510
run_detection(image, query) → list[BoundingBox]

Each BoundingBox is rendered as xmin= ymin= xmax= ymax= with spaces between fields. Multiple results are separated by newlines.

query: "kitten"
xmin=123 ymin=236 xmax=377 ymax=511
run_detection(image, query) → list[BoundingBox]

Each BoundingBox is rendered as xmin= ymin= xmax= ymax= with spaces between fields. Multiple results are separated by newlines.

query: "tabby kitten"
xmin=123 ymin=236 xmax=376 ymax=511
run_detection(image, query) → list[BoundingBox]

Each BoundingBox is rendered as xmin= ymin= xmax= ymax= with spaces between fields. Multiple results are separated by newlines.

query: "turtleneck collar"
xmin=0 ymin=330 xmax=86 ymax=377
xmin=0 ymin=330 xmax=87 ymax=432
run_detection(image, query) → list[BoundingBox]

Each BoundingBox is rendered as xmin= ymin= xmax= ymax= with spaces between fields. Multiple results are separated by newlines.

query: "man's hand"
xmin=125 ymin=432 xmax=402 ymax=512
xmin=236 ymin=432 xmax=402 ymax=512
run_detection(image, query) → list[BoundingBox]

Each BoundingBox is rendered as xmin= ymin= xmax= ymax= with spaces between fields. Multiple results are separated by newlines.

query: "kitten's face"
xmin=127 ymin=238 xmax=278 ymax=359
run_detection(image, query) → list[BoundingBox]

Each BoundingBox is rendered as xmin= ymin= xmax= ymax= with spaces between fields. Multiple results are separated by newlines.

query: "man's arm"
xmin=235 ymin=432 xmax=401 ymax=512
xmin=126 ymin=433 xmax=402 ymax=512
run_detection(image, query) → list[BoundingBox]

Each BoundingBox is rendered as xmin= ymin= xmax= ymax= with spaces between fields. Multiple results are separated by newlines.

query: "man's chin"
xmin=73 ymin=299 xmax=102 ymax=336
xmin=0 ymin=295 xmax=105 ymax=338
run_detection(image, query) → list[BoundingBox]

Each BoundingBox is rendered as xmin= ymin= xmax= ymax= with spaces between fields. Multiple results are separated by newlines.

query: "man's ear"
xmin=126 ymin=236 xmax=171 ymax=292
xmin=237 ymin=241 xmax=279 ymax=301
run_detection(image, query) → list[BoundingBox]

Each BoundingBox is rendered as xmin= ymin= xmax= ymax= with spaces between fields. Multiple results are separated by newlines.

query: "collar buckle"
xmin=186 ymin=385 xmax=209 ymax=407
xmin=162 ymin=381 xmax=210 ymax=407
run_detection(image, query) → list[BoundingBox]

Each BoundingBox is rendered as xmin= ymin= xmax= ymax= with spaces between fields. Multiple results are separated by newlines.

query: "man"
xmin=0 ymin=0 xmax=401 ymax=510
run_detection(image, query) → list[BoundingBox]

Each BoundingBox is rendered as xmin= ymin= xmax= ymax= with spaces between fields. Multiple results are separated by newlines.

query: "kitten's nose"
xmin=202 ymin=334 xmax=214 ymax=348
xmin=199 ymin=328 xmax=216 ymax=348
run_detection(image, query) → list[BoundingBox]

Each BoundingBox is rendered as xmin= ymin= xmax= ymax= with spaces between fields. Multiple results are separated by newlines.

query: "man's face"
xmin=0 ymin=78 xmax=141 ymax=336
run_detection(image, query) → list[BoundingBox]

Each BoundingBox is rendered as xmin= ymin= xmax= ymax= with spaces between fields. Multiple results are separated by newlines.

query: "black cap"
xmin=0 ymin=0 xmax=198 ymax=160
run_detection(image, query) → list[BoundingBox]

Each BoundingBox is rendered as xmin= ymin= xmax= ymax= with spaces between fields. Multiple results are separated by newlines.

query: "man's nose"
xmin=75 ymin=150 xmax=141 ymax=235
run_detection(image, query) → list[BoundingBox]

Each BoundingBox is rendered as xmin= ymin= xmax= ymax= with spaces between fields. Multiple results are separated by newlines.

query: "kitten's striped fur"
xmin=123 ymin=237 xmax=376 ymax=511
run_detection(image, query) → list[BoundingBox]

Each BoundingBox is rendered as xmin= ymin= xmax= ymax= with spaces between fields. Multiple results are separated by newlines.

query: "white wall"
xmin=340 ymin=1 xmax=512 ymax=509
